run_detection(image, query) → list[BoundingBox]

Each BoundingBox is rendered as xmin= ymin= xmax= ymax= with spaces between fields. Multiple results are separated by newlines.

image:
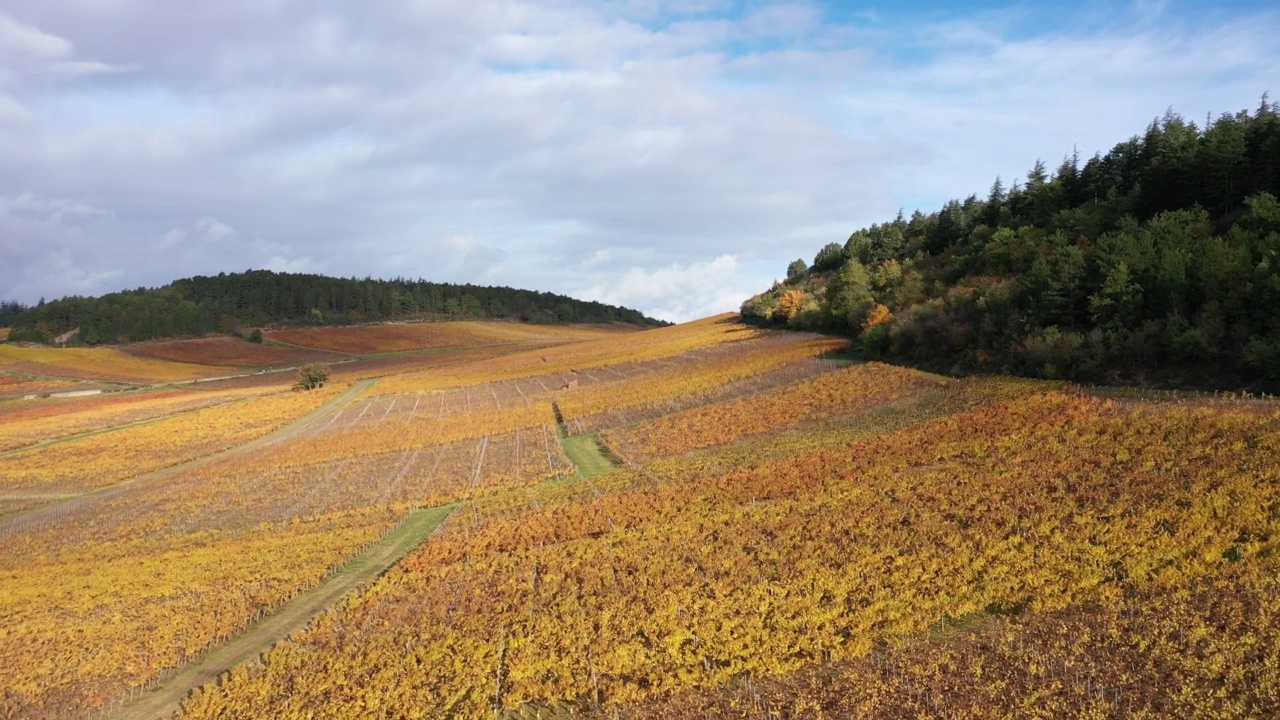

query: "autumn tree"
xmin=294 ymin=362 xmax=330 ymax=391
xmin=863 ymin=303 xmax=892 ymax=332
xmin=777 ymin=289 xmax=807 ymax=321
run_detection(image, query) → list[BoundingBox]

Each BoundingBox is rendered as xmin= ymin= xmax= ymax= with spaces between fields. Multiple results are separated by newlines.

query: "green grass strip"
xmin=561 ymin=434 xmax=619 ymax=478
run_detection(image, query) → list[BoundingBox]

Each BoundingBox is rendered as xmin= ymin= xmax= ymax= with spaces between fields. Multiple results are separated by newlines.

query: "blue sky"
xmin=0 ymin=1 xmax=1277 ymax=321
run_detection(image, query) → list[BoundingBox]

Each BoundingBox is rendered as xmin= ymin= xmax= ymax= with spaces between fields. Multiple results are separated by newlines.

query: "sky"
xmin=0 ymin=1 xmax=1276 ymax=322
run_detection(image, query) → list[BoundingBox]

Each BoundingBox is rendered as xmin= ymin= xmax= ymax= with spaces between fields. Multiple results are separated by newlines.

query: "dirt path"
xmin=110 ymin=504 xmax=457 ymax=720
xmin=0 ymin=380 xmax=377 ymax=533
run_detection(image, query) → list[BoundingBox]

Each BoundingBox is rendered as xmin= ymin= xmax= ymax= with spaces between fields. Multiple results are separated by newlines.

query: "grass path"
xmin=0 ymin=380 xmax=376 ymax=530
xmin=560 ymin=434 xmax=618 ymax=478
xmin=109 ymin=504 xmax=457 ymax=720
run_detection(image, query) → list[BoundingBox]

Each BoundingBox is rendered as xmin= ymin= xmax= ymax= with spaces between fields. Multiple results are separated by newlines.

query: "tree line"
xmin=2 ymin=270 xmax=666 ymax=345
xmin=743 ymin=96 xmax=1280 ymax=390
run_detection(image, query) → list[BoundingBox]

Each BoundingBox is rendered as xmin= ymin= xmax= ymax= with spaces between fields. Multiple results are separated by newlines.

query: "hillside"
xmin=0 ymin=321 xmax=632 ymax=401
xmin=1 ymin=318 xmax=1277 ymax=719
xmin=1 ymin=270 xmax=666 ymax=346
xmin=744 ymin=98 xmax=1280 ymax=392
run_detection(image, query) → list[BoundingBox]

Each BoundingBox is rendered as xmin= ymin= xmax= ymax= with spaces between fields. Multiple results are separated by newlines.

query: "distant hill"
xmin=2 ymin=270 xmax=667 ymax=345
xmin=744 ymin=96 xmax=1280 ymax=391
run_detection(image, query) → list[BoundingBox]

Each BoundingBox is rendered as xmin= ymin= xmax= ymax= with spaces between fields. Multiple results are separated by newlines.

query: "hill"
xmin=0 ymin=321 xmax=637 ymax=400
xmin=2 ymin=317 xmax=1277 ymax=719
xmin=743 ymin=97 xmax=1280 ymax=392
xmin=0 ymin=270 xmax=667 ymax=345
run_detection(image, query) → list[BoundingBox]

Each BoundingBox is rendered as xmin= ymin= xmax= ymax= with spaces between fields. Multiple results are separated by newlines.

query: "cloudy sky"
xmin=1 ymin=0 xmax=1276 ymax=321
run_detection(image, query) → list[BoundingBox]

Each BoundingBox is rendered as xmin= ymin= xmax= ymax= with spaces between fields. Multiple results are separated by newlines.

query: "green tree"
xmin=1089 ymin=262 xmax=1142 ymax=338
xmin=786 ymin=259 xmax=808 ymax=280
xmin=825 ymin=259 xmax=875 ymax=333
xmin=813 ymin=243 xmax=845 ymax=272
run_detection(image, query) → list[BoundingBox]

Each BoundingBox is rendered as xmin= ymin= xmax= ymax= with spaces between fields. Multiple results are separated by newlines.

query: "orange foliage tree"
xmin=862 ymin=303 xmax=892 ymax=331
xmin=776 ymin=290 xmax=807 ymax=321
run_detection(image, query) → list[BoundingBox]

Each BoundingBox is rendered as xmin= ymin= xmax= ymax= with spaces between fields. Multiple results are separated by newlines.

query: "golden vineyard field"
xmin=0 ymin=344 xmax=238 ymax=384
xmin=1 ymin=317 xmax=1277 ymax=720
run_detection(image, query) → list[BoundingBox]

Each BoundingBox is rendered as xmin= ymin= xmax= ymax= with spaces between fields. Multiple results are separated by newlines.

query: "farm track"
xmin=108 ymin=504 xmax=458 ymax=720
xmin=0 ymin=379 xmax=377 ymax=531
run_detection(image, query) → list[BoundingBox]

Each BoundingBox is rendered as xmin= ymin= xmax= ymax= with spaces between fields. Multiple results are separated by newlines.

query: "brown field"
xmin=265 ymin=321 xmax=633 ymax=355
xmin=127 ymin=337 xmax=339 ymax=367
xmin=0 ymin=345 xmax=237 ymax=385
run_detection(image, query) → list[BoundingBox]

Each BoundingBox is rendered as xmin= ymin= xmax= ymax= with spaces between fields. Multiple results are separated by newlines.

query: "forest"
xmin=743 ymin=97 xmax=1280 ymax=390
xmin=1 ymin=270 xmax=665 ymax=345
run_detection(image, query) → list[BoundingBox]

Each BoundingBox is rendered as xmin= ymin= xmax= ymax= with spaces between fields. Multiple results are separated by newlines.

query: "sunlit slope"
xmin=0 ymin=344 xmax=237 ymax=384
xmin=0 ymin=386 xmax=270 ymax=452
xmin=171 ymin=326 xmax=1280 ymax=719
xmin=126 ymin=337 xmax=340 ymax=367
xmin=0 ymin=320 xmax=745 ymax=719
xmin=0 ymin=387 xmax=342 ymax=493
xmin=372 ymin=314 xmax=753 ymax=394
xmin=266 ymin=321 xmax=634 ymax=355
xmin=0 ymin=373 xmax=84 ymax=399
xmin=4 ymin=314 xmax=1278 ymax=720
xmin=591 ymin=552 xmax=1280 ymax=718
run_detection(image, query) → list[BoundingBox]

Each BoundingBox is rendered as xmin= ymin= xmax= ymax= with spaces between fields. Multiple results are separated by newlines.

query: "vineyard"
xmin=0 ymin=388 xmax=270 ymax=453
xmin=1 ymin=318 xmax=1278 ymax=719
xmin=0 ymin=345 xmax=237 ymax=385
xmin=125 ymin=337 xmax=339 ymax=368
xmin=265 ymin=321 xmax=628 ymax=355
xmin=0 ymin=372 xmax=85 ymax=399
xmin=0 ymin=387 xmax=343 ymax=493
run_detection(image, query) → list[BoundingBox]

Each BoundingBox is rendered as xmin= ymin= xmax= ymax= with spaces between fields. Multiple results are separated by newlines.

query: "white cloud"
xmin=742 ymin=4 xmax=821 ymax=39
xmin=0 ymin=92 xmax=30 ymax=124
xmin=583 ymin=255 xmax=750 ymax=323
xmin=0 ymin=191 xmax=108 ymax=224
xmin=159 ymin=216 xmax=237 ymax=248
xmin=49 ymin=59 xmax=120 ymax=78
xmin=0 ymin=11 xmax=124 ymax=92
xmin=581 ymin=249 xmax=612 ymax=269
xmin=0 ymin=13 xmax=72 ymax=60
xmin=263 ymin=254 xmax=315 ymax=274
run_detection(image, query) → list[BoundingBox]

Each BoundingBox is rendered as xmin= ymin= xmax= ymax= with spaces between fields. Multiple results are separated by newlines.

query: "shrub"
xmin=294 ymin=362 xmax=330 ymax=391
